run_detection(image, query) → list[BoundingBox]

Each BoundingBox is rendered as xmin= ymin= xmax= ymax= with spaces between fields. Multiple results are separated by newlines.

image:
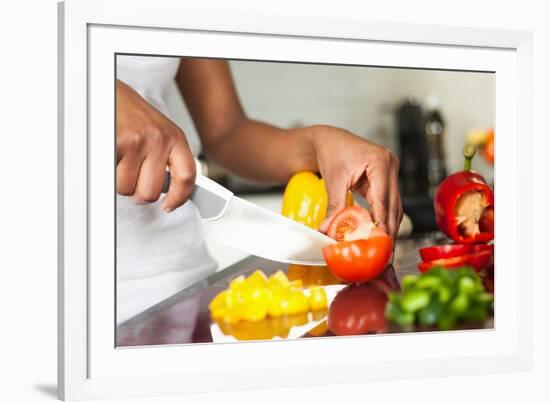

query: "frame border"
xmin=58 ymin=0 xmax=533 ymax=400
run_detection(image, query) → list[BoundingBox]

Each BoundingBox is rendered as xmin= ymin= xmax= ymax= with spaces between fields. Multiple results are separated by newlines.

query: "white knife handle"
xmin=162 ymin=171 xmax=233 ymax=220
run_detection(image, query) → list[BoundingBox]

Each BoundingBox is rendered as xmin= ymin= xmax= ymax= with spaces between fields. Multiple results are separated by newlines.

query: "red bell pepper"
xmin=433 ymin=146 xmax=494 ymax=244
xmin=418 ymin=249 xmax=493 ymax=273
xmin=419 ymin=244 xmax=494 ymax=262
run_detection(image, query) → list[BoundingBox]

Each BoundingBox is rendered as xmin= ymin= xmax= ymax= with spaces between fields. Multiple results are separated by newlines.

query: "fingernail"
xmin=161 ymin=204 xmax=173 ymax=213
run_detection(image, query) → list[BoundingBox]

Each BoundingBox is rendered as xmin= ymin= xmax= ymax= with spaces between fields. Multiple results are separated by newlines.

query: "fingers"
xmin=319 ymin=175 xmax=349 ymax=233
xmin=161 ymin=138 xmax=196 ymax=213
xmin=131 ymin=139 xmax=168 ymax=204
xmin=116 ymin=80 xmax=195 ymax=212
xmin=365 ymin=149 xmax=391 ymax=234
xmin=117 ymin=153 xmax=143 ymax=196
xmin=118 ymin=135 xmax=195 ymax=212
xmin=387 ymin=156 xmax=402 ymax=239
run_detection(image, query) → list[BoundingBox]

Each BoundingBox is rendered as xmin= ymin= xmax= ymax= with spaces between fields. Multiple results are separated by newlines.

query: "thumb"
xmin=319 ymin=177 xmax=349 ymax=233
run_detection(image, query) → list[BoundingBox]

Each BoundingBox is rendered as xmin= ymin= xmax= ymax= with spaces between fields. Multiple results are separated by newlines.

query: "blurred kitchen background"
xmin=163 ymin=59 xmax=494 ymax=270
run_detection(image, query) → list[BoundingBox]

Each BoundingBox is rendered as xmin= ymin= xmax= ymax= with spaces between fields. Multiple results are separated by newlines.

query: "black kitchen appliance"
xmin=395 ymin=98 xmax=446 ymax=233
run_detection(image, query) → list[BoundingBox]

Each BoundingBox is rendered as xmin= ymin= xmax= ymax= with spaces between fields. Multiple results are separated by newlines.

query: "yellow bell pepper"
xmin=280 ymin=290 xmax=310 ymax=315
xmin=208 ymin=290 xmax=229 ymax=311
xmin=308 ymin=286 xmax=328 ymax=310
xmin=267 ymin=270 xmax=290 ymax=291
xmin=267 ymin=290 xmax=284 ymax=318
xmin=240 ymin=287 xmax=269 ymax=322
xmin=281 ymin=171 xmax=353 ymax=230
xmin=244 ymin=269 xmax=268 ymax=288
xmin=210 ymin=270 xmax=327 ymax=325
xmin=229 ymin=275 xmax=246 ymax=291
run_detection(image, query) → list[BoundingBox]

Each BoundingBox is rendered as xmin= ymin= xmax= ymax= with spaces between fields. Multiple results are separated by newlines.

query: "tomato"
xmin=419 ymin=244 xmax=494 ymax=262
xmin=327 ymin=283 xmax=388 ymax=335
xmin=417 ymin=250 xmax=493 ymax=273
xmin=323 ymin=206 xmax=393 ymax=283
xmin=322 ymin=236 xmax=393 ymax=282
xmin=326 ymin=206 xmax=385 ymax=242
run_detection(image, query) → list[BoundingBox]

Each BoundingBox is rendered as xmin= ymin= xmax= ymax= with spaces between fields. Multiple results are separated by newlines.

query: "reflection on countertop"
xmin=117 ymin=233 xmax=493 ymax=347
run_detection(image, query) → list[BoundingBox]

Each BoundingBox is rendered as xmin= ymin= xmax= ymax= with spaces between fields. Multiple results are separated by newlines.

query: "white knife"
xmin=163 ymin=173 xmax=335 ymax=265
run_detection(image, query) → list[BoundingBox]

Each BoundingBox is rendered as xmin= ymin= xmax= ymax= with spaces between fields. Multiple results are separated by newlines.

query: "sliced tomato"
xmin=419 ymin=244 xmax=494 ymax=262
xmin=417 ymin=250 xmax=493 ymax=273
xmin=326 ymin=206 xmax=385 ymax=242
xmin=322 ymin=236 xmax=393 ymax=283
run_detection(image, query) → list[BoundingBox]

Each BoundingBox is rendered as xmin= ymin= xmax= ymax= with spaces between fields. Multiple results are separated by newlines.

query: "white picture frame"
xmin=58 ymin=0 xmax=533 ymax=400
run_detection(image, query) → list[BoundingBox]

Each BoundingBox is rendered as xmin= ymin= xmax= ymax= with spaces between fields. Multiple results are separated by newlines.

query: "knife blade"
xmin=163 ymin=173 xmax=335 ymax=265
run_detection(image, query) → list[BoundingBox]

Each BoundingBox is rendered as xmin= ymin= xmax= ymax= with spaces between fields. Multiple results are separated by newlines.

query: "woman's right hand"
xmin=116 ymin=79 xmax=196 ymax=212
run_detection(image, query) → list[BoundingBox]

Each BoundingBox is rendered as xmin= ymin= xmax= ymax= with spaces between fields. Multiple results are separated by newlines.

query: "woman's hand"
xmin=116 ymin=80 xmax=196 ymax=212
xmin=313 ymin=126 xmax=403 ymax=239
xmin=173 ymin=59 xmax=402 ymax=232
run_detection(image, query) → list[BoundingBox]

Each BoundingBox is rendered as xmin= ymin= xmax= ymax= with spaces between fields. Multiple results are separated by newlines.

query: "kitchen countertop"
xmin=117 ymin=233 xmax=494 ymax=347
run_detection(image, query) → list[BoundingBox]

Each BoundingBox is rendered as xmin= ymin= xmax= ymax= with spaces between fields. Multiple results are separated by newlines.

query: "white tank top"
xmin=116 ymin=55 xmax=216 ymax=324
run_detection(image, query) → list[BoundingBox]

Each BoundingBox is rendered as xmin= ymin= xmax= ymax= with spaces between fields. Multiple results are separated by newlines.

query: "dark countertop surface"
xmin=117 ymin=233 xmax=494 ymax=347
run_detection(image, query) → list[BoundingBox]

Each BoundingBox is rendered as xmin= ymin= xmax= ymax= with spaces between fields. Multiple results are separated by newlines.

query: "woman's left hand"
xmin=313 ymin=125 xmax=403 ymax=239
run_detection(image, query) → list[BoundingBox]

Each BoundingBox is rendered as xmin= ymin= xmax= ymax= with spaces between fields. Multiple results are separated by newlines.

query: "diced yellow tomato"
xmin=267 ymin=270 xmax=290 ymax=290
xmin=245 ymin=269 xmax=268 ymax=288
xmin=208 ymin=290 xmax=229 ymax=310
xmin=210 ymin=306 xmax=227 ymax=320
xmin=308 ymin=286 xmax=328 ymax=310
xmin=210 ymin=269 xmax=329 ymax=327
xmin=240 ymin=287 xmax=269 ymax=322
xmin=229 ymin=275 xmax=246 ymax=290
xmin=280 ymin=290 xmax=310 ymax=315
xmin=267 ymin=291 xmax=284 ymax=318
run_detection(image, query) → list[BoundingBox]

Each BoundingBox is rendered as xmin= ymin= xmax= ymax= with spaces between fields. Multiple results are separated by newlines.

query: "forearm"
xmin=202 ymin=118 xmax=320 ymax=184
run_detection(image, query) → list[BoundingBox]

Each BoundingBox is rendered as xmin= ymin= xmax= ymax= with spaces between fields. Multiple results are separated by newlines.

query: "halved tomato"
xmin=326 ymin=206 xmax=385 ymax=242
xmin=323 ymin=206 xmax=393 ymax=283
xmin=322 ymin=236 xmax=393 ymax=282
xmin=417 ymin=250 xmax=493 ymax=273
xmin=419 ymin=244 xmax=494 ymax=262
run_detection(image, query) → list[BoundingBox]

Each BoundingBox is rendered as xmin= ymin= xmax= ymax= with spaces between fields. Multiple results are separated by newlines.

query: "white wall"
xmin=166 ymin=61 xmax=494 ymax=178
